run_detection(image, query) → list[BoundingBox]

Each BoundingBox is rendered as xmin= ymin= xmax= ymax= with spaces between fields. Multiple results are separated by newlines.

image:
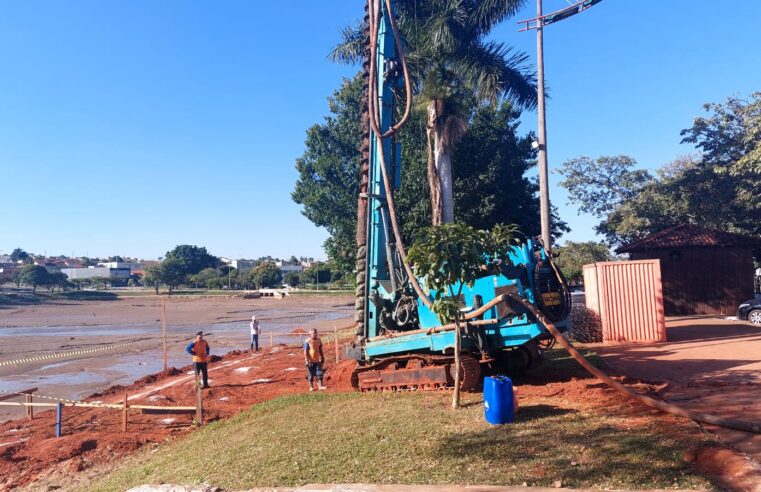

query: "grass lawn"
xmin=82 ymin=387 xmax=715 ymax=491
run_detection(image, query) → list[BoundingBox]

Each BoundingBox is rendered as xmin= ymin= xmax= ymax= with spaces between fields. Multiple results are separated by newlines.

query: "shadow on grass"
xmin=0 ymin=289 xmax=118 ymax=308
xmin=435 ymin=404 xmax=711 ymax=488
xmin=506 ymin=349 xmax=604 ymax=387
xmin=58 ymin=291 xmax=118 ymax=301
xmin=0 ymin=291 xmax=42 ymax=308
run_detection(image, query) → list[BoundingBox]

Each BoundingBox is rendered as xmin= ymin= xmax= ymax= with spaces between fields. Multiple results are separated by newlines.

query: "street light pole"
xmin=536 ymin=0 xmax=551 ymax=251
xmin=518 ymin=0 xmax=604 ymax=252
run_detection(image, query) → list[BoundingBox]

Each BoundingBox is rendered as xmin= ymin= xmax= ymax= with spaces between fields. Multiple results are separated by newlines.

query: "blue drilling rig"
xmin=349 ymin=0 xmax=571 ymax=391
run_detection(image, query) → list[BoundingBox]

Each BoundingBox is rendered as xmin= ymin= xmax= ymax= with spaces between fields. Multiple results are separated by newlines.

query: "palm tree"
xmin=332 ymin=0 xmax=537 ymax=224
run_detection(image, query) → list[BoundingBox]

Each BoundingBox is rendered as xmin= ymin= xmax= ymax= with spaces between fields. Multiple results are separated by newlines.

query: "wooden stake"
xmin=121 ymin=393 xmax=128 ymax=432
xmin=334 ymin=327 xmax=339 ymax=363
xmin=269 ymin=332 xmax=273 ymax=348
xmin=162 ymin=299 xmax=168 ymax=371
xmin=452 ymin=317 xmax=461 ymax=409
xmin=26 ymin=393 xmax=33 ymax=420
xmin=195 ymin=375 xmax=203 ymax=426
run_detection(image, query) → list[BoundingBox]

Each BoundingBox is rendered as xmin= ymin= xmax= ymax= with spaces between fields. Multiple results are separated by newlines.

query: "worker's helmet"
xmin=252 ymin=315 xmax=256 ymax=321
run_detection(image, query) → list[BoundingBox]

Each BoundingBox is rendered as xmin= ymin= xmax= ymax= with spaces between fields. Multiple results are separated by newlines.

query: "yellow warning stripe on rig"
xmin=0 ymin=339 xmax=154 ymax=368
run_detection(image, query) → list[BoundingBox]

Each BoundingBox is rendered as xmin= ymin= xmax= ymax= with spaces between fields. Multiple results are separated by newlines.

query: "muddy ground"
xmin=1 ymin=298 xmax=761 ymax=491
xmin=0 ymin=294 xmax=354 ymax=420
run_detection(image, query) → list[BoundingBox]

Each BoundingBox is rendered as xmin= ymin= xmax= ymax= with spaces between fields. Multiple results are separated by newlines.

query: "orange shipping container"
xmin=583 ymin=260 xmax=666 ymax=343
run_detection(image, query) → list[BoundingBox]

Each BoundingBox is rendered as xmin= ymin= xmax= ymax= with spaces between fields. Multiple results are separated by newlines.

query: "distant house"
xmin=616 ymin=224 xmax=761 ymax=315
xmin=98 ymin=261 xmax=139 ymax=271
xmin=60 ymin=267 xmax=131 ymax=287
xmin=230 ymin=259 xmax=256 ymax=272
xmin=276 ymin=261 xmax=303 ymax=273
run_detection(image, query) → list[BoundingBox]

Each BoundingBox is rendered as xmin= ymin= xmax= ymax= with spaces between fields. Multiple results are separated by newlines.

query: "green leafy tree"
xmin=250 ymin=263 xmax=282 ymax=289
xmin=554 ymin=241 xmax=614 ymax=285
xmin=165 ymin=245 xmax=218 ymax=276
xmin=45 ymin=272 xmax=71 ymax=293
xmin=142 ymin=264 xmax=163 ymax=294
xmin=333 ymin=0 xmax=536 ymax=224
xmin=408 ymin=222 xmax=521 ymax=322
xmin=90 ymin=276 xmax=110 ymax=290
xmin=10 ymin=248 xmax=29 ymax=263
xmin=161 ymin=257 xmax=188 ymax=293
xmin=189 ymin=268 xmax=222 ymax=289
xmin=301 ymin=263 xmax=332 ymax=287
xmin=559 ymin=95 xmax=761 ymax=246
xmin=557 ymin=155 xmax=654 ymax=218
xmin=292 ymin=76 xmax=365 ymax=277
xmin=679 ymin=92 xmax=760 ymax=220
xmin=283 ymin=271 xmax=300 ymax=287
xmin=19 ymin=265 xmax=48 ymax=294
xmin=408 ymin=221 xmax=520 ymax=408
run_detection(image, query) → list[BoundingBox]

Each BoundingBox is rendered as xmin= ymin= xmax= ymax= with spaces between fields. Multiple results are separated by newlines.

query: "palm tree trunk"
xmin=426 ymin=127 xmax=442 ymax=225
xmin=434 ymin=138 xmax=455 ymax=224
xmin=427 ymin=99 xmax=456 ymax=224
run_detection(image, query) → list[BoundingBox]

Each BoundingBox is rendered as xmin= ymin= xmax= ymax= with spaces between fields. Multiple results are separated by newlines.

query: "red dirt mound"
xmin=690 ymin=446 xmax=761 ymax=492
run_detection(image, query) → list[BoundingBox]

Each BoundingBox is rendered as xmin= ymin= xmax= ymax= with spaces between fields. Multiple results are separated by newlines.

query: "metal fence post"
xmin=55 ymin=401 xmax=62 ymax=437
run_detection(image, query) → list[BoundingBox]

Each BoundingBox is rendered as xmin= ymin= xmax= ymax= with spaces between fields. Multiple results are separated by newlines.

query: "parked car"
xmin=737 ymin=296 xmax=761 ymax=326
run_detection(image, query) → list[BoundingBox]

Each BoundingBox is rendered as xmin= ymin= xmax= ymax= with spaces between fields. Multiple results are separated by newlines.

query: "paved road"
xmin=598 ymin=316 xmax=761 ymax=463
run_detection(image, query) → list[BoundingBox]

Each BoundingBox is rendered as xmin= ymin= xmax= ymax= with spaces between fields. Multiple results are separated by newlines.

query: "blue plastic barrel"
xmin=483 ymin=376 xmax=515 ymax=425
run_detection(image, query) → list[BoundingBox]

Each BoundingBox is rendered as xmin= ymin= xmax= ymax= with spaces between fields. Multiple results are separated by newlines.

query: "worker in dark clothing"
xmin=186 ymin=331 xmax=210 ymax=388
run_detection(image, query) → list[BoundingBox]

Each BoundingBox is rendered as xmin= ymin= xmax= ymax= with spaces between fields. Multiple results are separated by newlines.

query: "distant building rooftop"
xmin=616 ymin=224 xmax=761 ymax=254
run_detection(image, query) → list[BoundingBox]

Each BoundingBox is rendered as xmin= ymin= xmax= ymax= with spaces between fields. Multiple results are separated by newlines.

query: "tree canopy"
xmin=18 ymin=265 xmax=48 ymax=294
xmin=558 ymin=93 xmax=761 ymax=246
xmin=293 ymin=75 xmax=566 ymax=278
xmin=553 ymin=241 xmax=614 ymax=285
xmin=164 ymin=245 xmax=219 ymax=276
xmin=10 ymin=248 xmax=29 ymax=263
xmin=250 ymin=262 xmax=282 ymax=289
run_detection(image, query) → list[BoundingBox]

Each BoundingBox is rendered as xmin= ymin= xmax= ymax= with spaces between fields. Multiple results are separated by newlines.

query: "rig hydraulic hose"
xmin=507 ymin=291 xmax=761 ymax=435
xmin=367 ymin=0 xmax=433 ymax=309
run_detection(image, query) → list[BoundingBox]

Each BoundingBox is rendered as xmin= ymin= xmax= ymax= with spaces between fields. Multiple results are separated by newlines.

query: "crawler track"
xmin=351 ymin=354 xmax=482 ymax=392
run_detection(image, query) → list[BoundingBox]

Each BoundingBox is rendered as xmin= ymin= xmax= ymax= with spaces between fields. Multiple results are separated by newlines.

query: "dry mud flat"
xmin=0 ymin=294 xmax=353 ymax=329
xmin=0 ymin=294 xmax=354 ymax=418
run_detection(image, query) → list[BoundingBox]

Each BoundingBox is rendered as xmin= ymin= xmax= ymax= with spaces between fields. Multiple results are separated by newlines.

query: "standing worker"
xmin=249 ymin=315 xmax=260 ymax=351
xmin=186 ymin=331 xmax=211 ymax=389
xmin=304 ymin=328 xmax=327 ymax=391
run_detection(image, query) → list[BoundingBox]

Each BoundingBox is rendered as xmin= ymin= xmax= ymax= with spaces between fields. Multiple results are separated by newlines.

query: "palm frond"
xmin=425 ymin=0 xmax=468 ymax=52
xmin=470 ymin=0 xmax=526 ymax=34
xmin=329 ymin=22 xmax=367 ymax=65
xmin=452 ymin=41 xmax=537 ymax=109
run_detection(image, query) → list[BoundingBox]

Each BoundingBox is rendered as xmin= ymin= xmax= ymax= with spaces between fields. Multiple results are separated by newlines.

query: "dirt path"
xmin=598 ymin=316 xmax=761 ymax=487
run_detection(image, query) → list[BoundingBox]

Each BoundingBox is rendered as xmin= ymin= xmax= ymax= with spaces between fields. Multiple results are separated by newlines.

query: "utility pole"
xmin=536 ymin=0 xmax=550 ymax=251
xmin=519 ymin=0 xmax=604 ymax=252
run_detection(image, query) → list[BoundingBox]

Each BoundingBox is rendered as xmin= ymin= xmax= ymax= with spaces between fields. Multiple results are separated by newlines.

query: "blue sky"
xmin=1 ymin=1 xmax=759 ymax=260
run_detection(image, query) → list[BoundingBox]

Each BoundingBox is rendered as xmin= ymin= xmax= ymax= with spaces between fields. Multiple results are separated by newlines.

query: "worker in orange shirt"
xmin=186 ymin=331 xmax=211 ymax=389
xmin=304 ymin=328 xmax=326 ymax=391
